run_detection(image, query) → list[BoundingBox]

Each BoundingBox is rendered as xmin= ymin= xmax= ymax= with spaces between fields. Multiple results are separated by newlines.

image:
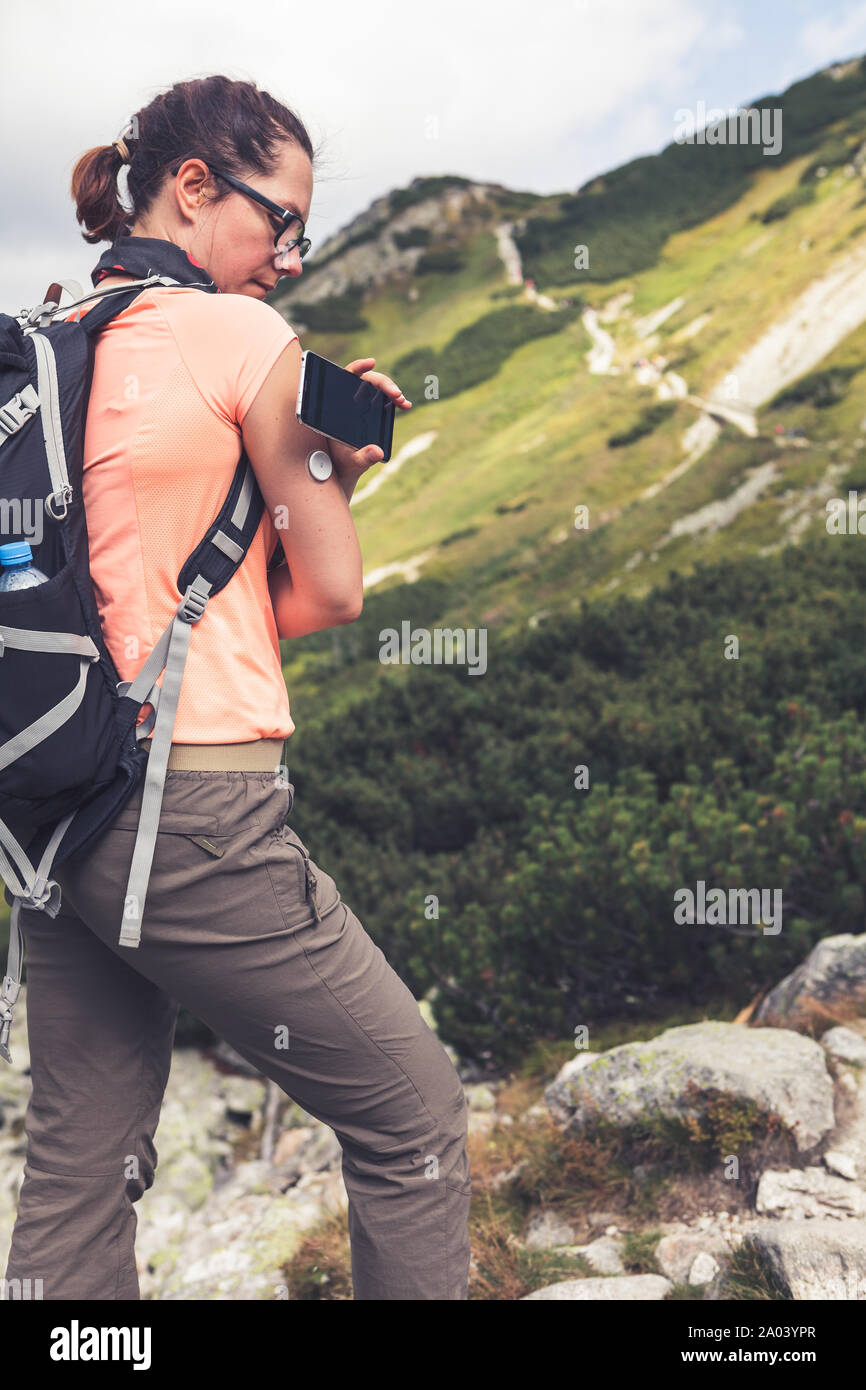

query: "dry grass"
xmin=278 ymin=1211 xmax=354 ymax=1300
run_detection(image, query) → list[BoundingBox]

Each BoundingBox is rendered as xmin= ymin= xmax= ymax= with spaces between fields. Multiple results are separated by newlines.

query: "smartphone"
xmin=296 ymin=349 xmax=395 ymax=462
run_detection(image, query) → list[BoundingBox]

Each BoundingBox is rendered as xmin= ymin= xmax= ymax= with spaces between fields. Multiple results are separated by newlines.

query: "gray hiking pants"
xmin=3 ymin=769 xmax=471 ymax=1300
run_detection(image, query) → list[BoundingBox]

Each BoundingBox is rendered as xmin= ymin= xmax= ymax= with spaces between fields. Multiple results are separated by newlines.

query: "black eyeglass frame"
xmin=170 ymin=161 xmax=311 ymax=259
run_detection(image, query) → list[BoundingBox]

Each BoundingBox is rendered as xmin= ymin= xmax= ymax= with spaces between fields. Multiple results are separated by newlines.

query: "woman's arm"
xmin=242 ymin=338 xmax=363 ymax=638
xmin=265 ymin=550 xmax=359 ymax=638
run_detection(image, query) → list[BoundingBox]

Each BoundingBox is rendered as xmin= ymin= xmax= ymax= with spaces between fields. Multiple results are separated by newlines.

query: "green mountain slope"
xmin=269 ymin=54 xmax=866 ymax=713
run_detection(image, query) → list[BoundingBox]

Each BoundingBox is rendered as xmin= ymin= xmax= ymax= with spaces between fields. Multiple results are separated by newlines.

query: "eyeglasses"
xmin=172 ymin=162 xmax=312 ymax=261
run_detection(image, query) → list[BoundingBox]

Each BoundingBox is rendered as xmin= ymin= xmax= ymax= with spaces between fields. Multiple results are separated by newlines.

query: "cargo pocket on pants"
xmin=264 ymin=821 xmax=341 ymax=930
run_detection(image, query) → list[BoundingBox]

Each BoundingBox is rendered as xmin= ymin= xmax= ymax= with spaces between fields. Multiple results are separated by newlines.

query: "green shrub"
xmin=287 ymin=289 xmax=368 ymax=333
xmin=759 ymin=183 xmax=815 ymax=222
xmin=769 ymin=363 xmax=861 ymax=409
xmin=415 ymin=247 xmax=465 ymax=274
xmin=16 ymin=537 xmax=866 ymax=1068
xmin=441 ymin=525 xmax=480 ymax=546
xmin=392 ymin=227 xmax=432 ymax=249
xmin=608 ymin=401 xmax=677 ymax=447
xmin=278 ymin=533 xmax=866 ymax=1066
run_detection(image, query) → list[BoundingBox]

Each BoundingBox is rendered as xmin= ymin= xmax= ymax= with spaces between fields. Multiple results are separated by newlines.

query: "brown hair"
xmin=70 ymin=75 xmax=317 ymax=245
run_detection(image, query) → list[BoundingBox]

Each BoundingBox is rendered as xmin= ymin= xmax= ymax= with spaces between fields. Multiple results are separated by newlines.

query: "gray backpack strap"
xmin=0 ymin=809 xmax=76 ymax=1062
xmin=19 ymin=274 xmax=182 ymax=330
xmin=116 ymin=576 xmax=211 ymax=948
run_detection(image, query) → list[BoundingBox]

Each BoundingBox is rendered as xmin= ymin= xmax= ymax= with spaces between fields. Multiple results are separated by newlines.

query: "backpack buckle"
xmin=177 ymin=578 xmax=210 ymax=623
xmin=45 ymin=484 xmax=73 ymax=520
xmin=22 ymin=302 xmax=57 ymax=329
xmin=0 ymin=384 xmax=40 ymax=438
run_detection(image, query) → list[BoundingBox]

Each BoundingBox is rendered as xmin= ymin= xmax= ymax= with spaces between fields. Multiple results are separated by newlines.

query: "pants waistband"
xmin=139 ymin=737 xmax=285 ymax=771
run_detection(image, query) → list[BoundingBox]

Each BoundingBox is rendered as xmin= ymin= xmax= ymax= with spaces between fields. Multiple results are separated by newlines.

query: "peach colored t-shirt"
xmin=74 ymin=284 xmax=297 ymax=743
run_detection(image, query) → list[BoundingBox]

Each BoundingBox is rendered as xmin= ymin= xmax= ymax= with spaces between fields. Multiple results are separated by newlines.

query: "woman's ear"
xmin=173 ymin=158 xmax=212 ymax=224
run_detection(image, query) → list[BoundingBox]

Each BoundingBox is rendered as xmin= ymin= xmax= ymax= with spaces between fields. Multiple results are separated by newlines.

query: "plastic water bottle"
xmin=0 ymin=542 xmax=49 ymax=592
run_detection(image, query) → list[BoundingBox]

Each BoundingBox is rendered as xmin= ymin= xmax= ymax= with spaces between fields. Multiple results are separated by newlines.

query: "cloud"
xmin=796 ymin=2 xmax=866 ymax=66
xmin=0 ymin=0 xmax=855 ymax=306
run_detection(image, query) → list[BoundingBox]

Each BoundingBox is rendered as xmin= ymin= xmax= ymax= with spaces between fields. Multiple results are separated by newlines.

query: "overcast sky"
xmin=2 ymin=0 xmax=866 ymax=308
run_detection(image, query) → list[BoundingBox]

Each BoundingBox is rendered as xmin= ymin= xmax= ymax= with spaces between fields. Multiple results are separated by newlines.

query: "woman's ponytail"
xmin=69 ymin=78 xmax=316 ymax=247
xmin=70 ymin=144 xmax=131 ymax=245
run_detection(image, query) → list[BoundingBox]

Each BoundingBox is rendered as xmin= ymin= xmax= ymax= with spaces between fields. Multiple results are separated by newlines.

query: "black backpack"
xmin=0 ymin=236 xmax=277 ymax=1062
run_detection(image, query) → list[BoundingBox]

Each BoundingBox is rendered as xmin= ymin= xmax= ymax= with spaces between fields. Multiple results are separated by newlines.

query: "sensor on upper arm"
xmin=307 ymin=449 xmax=333 ymax=481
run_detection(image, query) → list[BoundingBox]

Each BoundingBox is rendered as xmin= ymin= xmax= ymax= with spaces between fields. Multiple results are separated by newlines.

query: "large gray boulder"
xmin=550 ymin=1021 xmax=835 ymax=1154
xmin=755 ymin=1166 xmax=866 ymax=1219
xmin=744 ymin=1218 xmax=866 ymax=1299
xmin=521 ymin=1273 xmax=672 ymax=1300
xmin=753 ymin=933 xmax=866 ymax=1031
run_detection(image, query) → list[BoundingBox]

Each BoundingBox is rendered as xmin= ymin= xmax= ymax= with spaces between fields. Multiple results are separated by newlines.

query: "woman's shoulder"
xmin=84 ymin=278 xmax=294 ymax=332
xmin=161 ymin=286 xmax=298 ymax=341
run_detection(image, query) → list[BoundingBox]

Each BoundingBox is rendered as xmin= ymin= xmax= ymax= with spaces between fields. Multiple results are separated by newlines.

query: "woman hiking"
xmin=3 ymin=74 xmax=471 ymax=1301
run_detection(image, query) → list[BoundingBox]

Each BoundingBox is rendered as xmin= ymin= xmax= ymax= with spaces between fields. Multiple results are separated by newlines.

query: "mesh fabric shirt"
xmin=73 ymin=284 xmax=297 ymax=743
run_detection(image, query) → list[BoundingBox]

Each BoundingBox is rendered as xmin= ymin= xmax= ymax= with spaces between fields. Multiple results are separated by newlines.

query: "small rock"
xmin=272 ymin=1127 xmax=314 ymax=1166
xmin=271 ymin=1124 xmax=341 ymax=1188
xmin=581 ymin=1235 xmax=625 ymax=1275
xmin=688 ymin=1252 xmax=719 ymax=1286
xmin=656 ymin=1231 xmax=729 ymax=1283
xmin=488 ymin=1160 xmax=528 ymax=1191
xmin=823 ymin=1150 xmax=858 ymax=1181
xmin=522 ymin=1273 xmax=672 ymax=1301
xmin=524 ymin=1208 xmax=576 ymax=1250
xmin=821 ymin=1026 xmax=866 ymax=1067
xmin=467 ymin=1111 xmax=496 ymax=1139
xmin=220 ymin=1076 xmax=267 ymax=1119
xmin=587 ymin=1210 xmax=619 ymax=1227
xmin=464 ymin=1084 xmax=496 ymax=1112
xmin=156 ymin=1148 xmax=218 ymax=1213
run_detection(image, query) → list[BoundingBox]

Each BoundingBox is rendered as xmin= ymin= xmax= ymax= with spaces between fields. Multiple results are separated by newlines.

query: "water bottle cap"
xmin=0 ymin=542 xmax=33 ymax=567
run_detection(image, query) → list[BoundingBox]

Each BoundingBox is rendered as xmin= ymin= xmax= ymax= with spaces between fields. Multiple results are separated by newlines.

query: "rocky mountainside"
xmin=2 ymin=935 xmax=865 ymax=1299
xmin=275 ymin=176 xmax=506 ymax=314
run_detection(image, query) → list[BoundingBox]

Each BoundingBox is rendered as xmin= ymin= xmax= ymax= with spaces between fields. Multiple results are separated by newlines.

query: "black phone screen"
xmin=298 ymin=351 xmax=395 ymax=461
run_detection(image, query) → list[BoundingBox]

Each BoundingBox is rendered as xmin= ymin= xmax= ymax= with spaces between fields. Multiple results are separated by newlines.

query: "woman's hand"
xmin=327 ymin=358 xmax=412 ymax=475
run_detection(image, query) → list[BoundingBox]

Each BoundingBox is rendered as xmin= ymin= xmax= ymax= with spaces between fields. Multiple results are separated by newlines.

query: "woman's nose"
xmin=273 ymin=245 xmax=303 ymax=275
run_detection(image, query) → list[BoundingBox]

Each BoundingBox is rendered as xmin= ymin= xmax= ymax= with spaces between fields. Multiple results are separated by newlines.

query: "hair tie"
xmin=112 ymin=117 xmax=137 ymax=165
